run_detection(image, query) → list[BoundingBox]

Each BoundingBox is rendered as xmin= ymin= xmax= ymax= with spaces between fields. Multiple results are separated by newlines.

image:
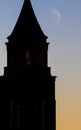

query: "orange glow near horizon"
xmin=56 ymin=76 xmax=81 ymax=130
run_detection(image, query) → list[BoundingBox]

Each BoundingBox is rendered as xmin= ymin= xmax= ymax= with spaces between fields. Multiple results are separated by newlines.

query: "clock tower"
xmin=1 ymin=0 xmax=56 ymax=129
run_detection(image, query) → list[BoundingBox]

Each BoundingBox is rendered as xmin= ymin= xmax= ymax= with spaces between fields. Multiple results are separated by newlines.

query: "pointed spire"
xmin=8 ymin=0 xmax=47 ymax=43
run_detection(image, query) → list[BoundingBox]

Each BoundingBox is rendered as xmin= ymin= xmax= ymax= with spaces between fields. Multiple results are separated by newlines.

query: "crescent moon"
xmin=51 ymin=8 xmax=61 ymax=25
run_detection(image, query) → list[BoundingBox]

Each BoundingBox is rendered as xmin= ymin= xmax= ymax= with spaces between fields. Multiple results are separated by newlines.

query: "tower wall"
xmin=0 ymin=75 xmax=56 ymax=130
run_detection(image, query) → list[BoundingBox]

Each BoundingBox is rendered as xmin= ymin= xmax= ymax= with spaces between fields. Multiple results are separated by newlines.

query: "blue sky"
xmin=0 ymin=0 xmax=81 ymax=130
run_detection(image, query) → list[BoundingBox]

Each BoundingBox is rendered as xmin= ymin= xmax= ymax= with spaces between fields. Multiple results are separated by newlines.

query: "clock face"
xmin=26 ymin=50 xmax=31 ymax=65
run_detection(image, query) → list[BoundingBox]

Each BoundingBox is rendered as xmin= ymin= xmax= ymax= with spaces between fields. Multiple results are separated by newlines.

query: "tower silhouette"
xmin=0 ymin=0 xmax=56 ymax=129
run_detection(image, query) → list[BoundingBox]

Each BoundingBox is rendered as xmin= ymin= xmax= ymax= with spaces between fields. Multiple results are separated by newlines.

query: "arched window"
xmin=42 ymin=99 xmax=45 ymax=130
xmin=26 ymin=50 xmax=31 ymax=65
xmin=10 ymin=100 xmax=13 ymax=128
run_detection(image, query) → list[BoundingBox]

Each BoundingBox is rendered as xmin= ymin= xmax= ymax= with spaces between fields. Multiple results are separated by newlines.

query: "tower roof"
xmin=8 ymin=0 xmax=47 ymax=42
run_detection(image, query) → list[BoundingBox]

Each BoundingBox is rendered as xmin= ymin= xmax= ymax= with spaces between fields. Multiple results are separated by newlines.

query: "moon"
xmin=51 ymin=8 xmax=61 ymax=25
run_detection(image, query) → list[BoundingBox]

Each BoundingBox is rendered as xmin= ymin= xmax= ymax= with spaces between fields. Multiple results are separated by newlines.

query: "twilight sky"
xmin=0 ymin=0 xmax=81 ymax=130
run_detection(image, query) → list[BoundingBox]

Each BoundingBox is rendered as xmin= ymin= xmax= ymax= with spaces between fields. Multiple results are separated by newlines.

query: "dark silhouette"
xmin=0 ymin=0 xmax=56 ymax=129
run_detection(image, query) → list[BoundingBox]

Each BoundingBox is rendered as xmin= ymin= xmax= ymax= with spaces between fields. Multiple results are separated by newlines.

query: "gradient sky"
xmin=0 ymin=0 xmax=81 ymax=130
